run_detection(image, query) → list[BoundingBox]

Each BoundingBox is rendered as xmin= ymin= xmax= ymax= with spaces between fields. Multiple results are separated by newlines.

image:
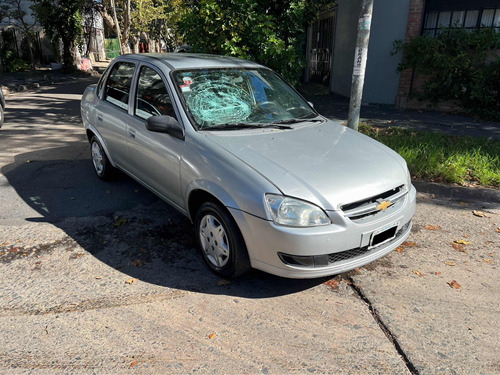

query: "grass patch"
xmin=359 ymin=123 xmax=500 ymax=188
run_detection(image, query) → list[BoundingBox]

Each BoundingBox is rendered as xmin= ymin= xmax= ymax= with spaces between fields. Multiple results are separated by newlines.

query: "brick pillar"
xmin=396 ymin=0 xmax=425 ymax=108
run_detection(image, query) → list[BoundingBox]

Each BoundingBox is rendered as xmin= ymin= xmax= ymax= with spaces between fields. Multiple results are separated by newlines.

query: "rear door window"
xmin=104 ymin=62 xmax=136 ymax=111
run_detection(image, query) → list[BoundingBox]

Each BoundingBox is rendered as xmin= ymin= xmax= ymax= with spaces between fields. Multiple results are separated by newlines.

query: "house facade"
xmin=305 ymin=0 xmax=500 ymax=108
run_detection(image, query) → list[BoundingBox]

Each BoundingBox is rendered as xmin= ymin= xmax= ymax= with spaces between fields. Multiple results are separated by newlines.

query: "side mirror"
xmin=146 ymin=115 xmax=184 ymax=140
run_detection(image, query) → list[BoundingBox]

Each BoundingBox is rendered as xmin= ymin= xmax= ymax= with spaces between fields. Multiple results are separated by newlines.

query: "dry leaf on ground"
xmin=217 ymin=279 xmax=231 ymax=287
xmin=447 ymin=280 xmax=461 ymax=289
xmin=484 ymin=259 xmax=494 ymax=264
xmin=323 ymin=278 xmax=340 ymax=289
xmin=413 ymin=270 xmax=424 ymax=277
xmin=125 ymin=278 xmax=137 ymax=285
xmin=131 ymin=259 xmax=144 ymax=267
xmin=496 ymin=227 xmax=500 ymax=233
xmin=425 ymin=225 xmax=442 ymax=231
xmin=455 ymin=239 xmax=471 ymax=245
xmin=445 ymin=261 xmax=456 ymax=266
xmin=451 ymin=242 xmax=467 ymax=253
xmin=473 ymin=210 xmax=489 ymax=218
xmin=459 ymin=202 xmax=469 ymax=207
xmin=129 ymin=360 xmax=138 ymax=368
xmin=208 ymin=333 xmax=216 ymax=339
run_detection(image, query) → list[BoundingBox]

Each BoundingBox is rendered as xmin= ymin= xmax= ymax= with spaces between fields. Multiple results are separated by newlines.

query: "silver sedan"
xmin=81 ymin=53 xmax=416 ymax=279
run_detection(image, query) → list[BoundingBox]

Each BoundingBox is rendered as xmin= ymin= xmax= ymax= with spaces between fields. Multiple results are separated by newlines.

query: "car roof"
xmin=118 ymin=53 xmax=265 ymax=70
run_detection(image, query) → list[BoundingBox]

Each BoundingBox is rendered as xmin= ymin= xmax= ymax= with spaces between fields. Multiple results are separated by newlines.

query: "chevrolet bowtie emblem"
xmin=377 ymin=201 xmax=391 ymax=211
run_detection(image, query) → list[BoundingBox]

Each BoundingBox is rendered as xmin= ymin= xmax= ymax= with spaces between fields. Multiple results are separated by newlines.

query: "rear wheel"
xmin=195 ymin=201 xmax=251 ymax=278
xmin=90 ymin=136 xmax=114 ymax=179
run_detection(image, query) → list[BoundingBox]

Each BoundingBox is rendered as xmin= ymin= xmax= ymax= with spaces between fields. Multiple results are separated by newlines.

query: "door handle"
xmin=129 ymin=130 xmax=136 ymax=139
xmin=97 ymin=115 xmax=103 ymax=122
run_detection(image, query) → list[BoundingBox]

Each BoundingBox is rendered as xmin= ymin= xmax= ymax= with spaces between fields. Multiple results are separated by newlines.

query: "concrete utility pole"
xmin=347 ymin=0 xmax=374 ymax=131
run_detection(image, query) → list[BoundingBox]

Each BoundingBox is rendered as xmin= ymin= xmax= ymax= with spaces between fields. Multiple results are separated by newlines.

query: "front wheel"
xmin=90 ymin=136 xmax=114 ymax=180
xmin=195 ymin=201 xmax=251 ymax=278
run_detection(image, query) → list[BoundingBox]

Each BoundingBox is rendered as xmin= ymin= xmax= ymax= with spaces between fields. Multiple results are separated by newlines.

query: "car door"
xmin=95 ymin=60 xmax=137 ymax=169
xmin=126 ymin=63 xmax=185 ymax=210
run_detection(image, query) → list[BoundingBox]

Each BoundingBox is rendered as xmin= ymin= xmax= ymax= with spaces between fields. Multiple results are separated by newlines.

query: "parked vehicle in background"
xmin=0 ymin=87 xmax=5 ymax=128
xmin=80 ymin=53 xmax=416 ymax=279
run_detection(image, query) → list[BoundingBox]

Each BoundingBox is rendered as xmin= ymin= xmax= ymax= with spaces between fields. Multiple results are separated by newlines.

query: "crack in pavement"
xmin=347 ymin=276 xmax=420 ymax=375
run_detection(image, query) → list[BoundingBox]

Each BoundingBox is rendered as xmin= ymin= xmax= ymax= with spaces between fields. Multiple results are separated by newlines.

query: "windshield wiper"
xmin=201 ymin=122 xmax=293 ymax=131
xmin=269 ymin=117 xmax=324 ymax=125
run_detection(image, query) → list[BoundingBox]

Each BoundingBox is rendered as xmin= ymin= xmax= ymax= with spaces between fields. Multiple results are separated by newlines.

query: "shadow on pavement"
xmin=2 ymin=146 xmax=326 ymax=298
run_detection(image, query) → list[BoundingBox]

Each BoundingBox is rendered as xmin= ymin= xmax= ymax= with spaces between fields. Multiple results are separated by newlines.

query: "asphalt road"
xmin=0 ymin=80 xmax=499 ymax=374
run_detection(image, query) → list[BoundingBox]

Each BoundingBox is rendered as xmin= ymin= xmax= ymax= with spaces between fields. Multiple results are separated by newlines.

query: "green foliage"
xmin=179 ymin=0 xmax=332 ymax=85
xmin=360 ymin=124 xmax=500 ymax=187
xmin=31 ymin=0 xmax=85 ymax=68
xmin=3 ymin=50 xmax=30 ymax=72
xmin=393 ymin=27 xmax=500 ymax=120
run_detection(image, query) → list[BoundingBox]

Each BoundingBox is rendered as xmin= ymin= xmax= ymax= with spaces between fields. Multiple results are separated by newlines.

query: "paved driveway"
xmin=0 ymin=81 xmax=498 ymax=374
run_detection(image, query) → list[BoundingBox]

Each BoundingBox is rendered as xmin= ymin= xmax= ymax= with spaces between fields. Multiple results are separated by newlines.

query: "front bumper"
xmin=230 ymin=185 xmax=416 ymax=279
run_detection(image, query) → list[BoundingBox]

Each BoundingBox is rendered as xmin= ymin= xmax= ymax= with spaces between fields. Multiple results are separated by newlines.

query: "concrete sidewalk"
xmin=304 ymin=92 xmax=500 ymax=140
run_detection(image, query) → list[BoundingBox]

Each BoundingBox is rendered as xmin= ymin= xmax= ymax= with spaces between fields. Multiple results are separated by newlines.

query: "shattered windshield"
xmin=172 ymin=68 xmax=318 ymax=129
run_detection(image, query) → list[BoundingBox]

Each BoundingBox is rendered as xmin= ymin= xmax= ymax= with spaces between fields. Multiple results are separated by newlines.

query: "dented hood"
xmin=205 ymin=120 xmax=408 ymax=210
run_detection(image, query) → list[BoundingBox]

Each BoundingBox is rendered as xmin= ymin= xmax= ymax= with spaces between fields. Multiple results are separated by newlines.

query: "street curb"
xmin=413 ymin=180 xmax=500 ymax=204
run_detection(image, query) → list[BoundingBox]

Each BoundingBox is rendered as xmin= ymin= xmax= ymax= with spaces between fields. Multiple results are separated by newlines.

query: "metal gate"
xmin=307 ymin=10 xmax=336 ymax=85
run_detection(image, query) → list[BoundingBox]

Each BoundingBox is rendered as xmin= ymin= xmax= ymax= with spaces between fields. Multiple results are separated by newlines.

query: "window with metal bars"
xmin=422 ymin=8 xmax=500 ymax=36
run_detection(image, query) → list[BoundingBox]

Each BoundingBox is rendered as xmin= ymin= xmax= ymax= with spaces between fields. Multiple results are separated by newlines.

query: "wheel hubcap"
xmin=199 ymin=214 xmax=229 ymax=267
xmin=91 ymin=142 xmax=104 ymax=174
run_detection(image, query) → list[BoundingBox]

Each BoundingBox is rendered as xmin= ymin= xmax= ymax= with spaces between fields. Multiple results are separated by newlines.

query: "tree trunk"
xmin=109 ymin=0 xmax=123 ymax=54
xmin=120 ymin=0 xmax=131 ymax=54
xmin=132 ymin=35 xmax=140 ymax=54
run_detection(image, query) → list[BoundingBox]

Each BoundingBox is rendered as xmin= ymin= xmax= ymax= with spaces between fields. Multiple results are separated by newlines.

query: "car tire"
xmin=0 ymin=105 xmax=4 ymax=129
xmin=195 ymin=201 xmax=251 ymax=278
xmin=90 ymin=136 xmax=114 ymax=180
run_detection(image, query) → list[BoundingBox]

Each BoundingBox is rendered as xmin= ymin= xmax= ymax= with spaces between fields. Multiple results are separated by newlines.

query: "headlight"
xmin=265 ymin=194 xmax=331 ymax=227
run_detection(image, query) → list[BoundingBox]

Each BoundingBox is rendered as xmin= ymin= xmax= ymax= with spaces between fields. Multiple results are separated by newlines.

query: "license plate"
xmin=370 ymin=222 xmax=399 ymax=248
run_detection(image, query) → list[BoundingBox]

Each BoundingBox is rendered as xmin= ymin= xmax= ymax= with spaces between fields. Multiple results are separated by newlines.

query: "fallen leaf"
xmin=95 ymin=276 xmax=103 ymax=280
xmin=217 ymin=279 xmax=231 ymax=287
xmin=113 ymin=217 xmax=128 ymax=228
xmin=447 ymin=280 xmax=461 ymax=289
xmin=455 ymin=239 xmax=471 ymax=245
xmin=131 ymin=259 xmax=144 ymax=267
xmin=125 ymin=278 xmax=137 ymax=285
xmin=484 ymin=259 xmax=494 ymax=264
xmin=496 ymin=227 xmax=500 ymax=233
xmin=489 ymin=252 xmax=494 ymax=257
xmin=208 ymin=333 xmax=216 ymax=339
xmin=413 ymin=270 xmax=424 ymax=277
xmin=458 ymin=202 xmax=469 ymax=207
xmin=323 ymin=278 xmax=340 ymax=289
xmin=130 ymin=360 xmax=138 ymax=368
xmin=473 ymin=210 xmax=488 ymax=218
xmin=402 ymin=241 xmax=417 ymax=247
xmin=445 ymin=261 xmax=456 ymax=266
xmin=450 ymin=242 xmax=467 ymax=253
xmin=395 ymin=246 xmax=404 ymax=253
xmin=425 ymin=225 xmax=442 ymax=231
xmin=464 ymin=233 xmax=470 ymax=238
xmin=434 ymin=271 xmax=442 ymax=275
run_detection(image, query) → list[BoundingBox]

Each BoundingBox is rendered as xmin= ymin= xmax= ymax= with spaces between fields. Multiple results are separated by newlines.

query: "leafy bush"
xmin=179 ymin=0 xmax=332 ymax=85
xmin=3 ymin=50 xmax=30 ymax=72
xmin=393 ymin=27 xmax=500 ymax=120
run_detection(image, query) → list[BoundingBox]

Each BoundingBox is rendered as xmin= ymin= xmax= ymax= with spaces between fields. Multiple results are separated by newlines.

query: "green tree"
xmin=31 ymin=0 xmax=85 ymax=69
xmin=0 ymin=0 xmax=38 ymax=69
xmin=179 ymin=0 xmax=332 ymax=85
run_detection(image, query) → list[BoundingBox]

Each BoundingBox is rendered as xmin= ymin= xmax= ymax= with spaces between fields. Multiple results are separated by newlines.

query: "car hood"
xmin=205 ymin=120 xmax=408 ymax=210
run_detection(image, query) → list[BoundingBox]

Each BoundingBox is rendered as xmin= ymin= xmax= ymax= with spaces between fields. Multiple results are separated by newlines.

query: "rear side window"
xmin=104 ymin=62 xmax=135 ymax=110
xmin=135 ymin=66 xmax=177 ymax=120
